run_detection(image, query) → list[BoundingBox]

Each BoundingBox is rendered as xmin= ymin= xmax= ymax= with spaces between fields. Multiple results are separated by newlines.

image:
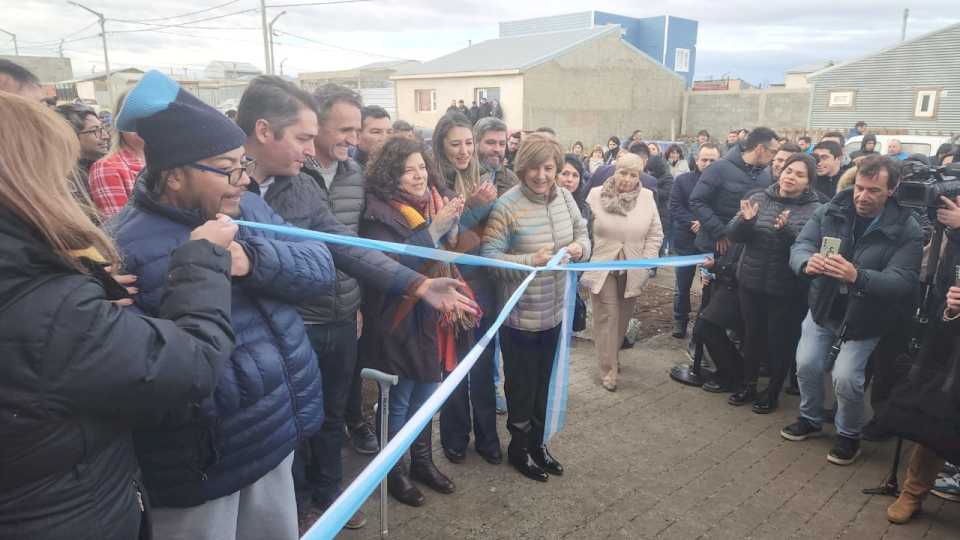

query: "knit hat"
xmin=116 ymin=70 xmax=246 ymax=170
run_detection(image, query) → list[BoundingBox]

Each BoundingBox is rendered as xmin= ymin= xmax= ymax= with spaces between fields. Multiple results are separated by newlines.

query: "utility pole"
xmin=280 ymin=57 xmax=288 ymax=76
xmin=268 ymin=11 xmax=287 ymax=74
xmin=59 ymin=39 xmax=65 ymax=58
xmin=901 ymin=8 xmax=909 ymax=42
xmin=68 ymin=1 xmax=113 ymax=109
xmin=0 ymin=28 xmax=17 ymax=55
xmin=260 ymin=0 xmax=271 ymax=74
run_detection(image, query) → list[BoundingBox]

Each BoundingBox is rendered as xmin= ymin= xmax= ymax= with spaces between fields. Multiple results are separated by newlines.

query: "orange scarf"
xmin=390 ymin=187 xmax=480 ymax=372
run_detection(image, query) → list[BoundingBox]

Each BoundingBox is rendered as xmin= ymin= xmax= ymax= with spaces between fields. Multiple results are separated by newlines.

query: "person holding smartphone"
xmin=780 ymin=155 xmax=922 ymax=467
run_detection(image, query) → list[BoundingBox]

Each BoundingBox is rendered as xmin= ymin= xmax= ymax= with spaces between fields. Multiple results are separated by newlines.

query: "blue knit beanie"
xmin=116 ymin=70 xmax=246 ymax=170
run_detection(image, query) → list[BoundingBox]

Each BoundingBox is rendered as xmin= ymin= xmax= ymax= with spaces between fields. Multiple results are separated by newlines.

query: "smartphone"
xmin=820 ymin=236 xmax=841 ymax=257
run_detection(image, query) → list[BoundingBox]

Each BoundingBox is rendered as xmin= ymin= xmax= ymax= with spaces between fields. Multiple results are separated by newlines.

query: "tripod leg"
xmin=862 ymin=438 xmax=903 ymax=497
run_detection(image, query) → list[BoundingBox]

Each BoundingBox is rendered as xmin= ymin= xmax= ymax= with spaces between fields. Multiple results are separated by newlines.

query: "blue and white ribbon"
xmin=230 ymin=220 xmax=709 ymax=539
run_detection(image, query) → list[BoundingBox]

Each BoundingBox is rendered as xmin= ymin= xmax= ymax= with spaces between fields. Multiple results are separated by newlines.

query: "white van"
xmin=844 ymin=134 xmax=958 ymax=159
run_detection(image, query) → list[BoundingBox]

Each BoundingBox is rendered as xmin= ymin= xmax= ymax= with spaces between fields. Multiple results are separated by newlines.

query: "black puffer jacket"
xmin=0 ymin=209 xmax=234 ymax=540
xmin=690 ymin=149 xmax=772 ymax=251
xmin=790 ymin=190 xmax=923 ymax=339
xmin=728 ymin=184 xmax=821 ymax=297
xmin=262 ymin=165 xmax=425 ymax=323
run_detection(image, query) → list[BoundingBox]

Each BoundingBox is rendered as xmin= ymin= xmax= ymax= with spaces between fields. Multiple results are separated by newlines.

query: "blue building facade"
xmin=499 ymin=11 xmax=698 ymax=87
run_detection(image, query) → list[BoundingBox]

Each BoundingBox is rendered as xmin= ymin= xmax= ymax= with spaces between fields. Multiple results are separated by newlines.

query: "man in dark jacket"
xmin=111 ymin=71 xmax=336 ymax=539
xmin=475 ymin=116 xmax=519 ymax=195
xmin=689 ymin=127 xmax=778 ymax=255
xmin=669 ymin=143 xmax=721 ymax=337
xmin=812 ymin=140 xmax=846 ymax=199
xmin=850 ymin=133 xmax=878 ymax=162
xmin=587 ymin=141 xmax=658 ymax=195
xmin=781 ymin=155 xmax=922 ymax=467
xmin=237 ymin=78 xmax=477 ymax=525
xmin=354 ymin=105 xmax=391 ymax=168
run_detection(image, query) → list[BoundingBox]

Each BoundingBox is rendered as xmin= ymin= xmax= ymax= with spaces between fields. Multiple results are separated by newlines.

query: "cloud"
xmin=3 ymin=0 xmax=958 ymax=85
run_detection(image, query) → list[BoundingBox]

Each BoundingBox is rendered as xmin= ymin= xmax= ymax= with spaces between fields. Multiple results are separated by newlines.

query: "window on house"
xmin=414 ymin=89 xmax=436 ymax=113
xmin=674 ymin=48 xmax=690 ymax=73
xmin=915 ymin=90 xmax=939 ymax=118
xmin=828 ymin=91 xmax=854 ymax=108
xmin=475 ymin=87 xmax=501 ymax=103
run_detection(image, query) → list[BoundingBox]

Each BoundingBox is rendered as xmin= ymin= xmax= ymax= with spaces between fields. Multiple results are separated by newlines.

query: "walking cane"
xmin=361 ymin=368 xmax=399 ymax=539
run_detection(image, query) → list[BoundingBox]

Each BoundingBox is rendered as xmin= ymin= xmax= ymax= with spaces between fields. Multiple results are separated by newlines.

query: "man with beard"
xmin=474 ymin=117 xmax=519 ymax=195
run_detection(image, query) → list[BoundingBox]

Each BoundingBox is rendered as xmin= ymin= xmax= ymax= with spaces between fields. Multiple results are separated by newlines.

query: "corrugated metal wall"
xmin=359 ymin=87 xmax=397 ymax=120
xmin=499 ymin=12 xmax=593 ymax=37
xmin=809 ymin=24 xmax=960 ymax=134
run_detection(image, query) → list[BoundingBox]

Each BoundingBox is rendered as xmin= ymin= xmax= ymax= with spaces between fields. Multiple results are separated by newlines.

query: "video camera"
xmin=895 ymin=161 xmax=960 ymax=210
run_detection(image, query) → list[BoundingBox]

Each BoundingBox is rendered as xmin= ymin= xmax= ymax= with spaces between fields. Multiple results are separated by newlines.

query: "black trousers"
xmin=738 ymin=287 xmax=806 ymax=397
xmin=440 ymin=313 xmax=501 ymax=455
xmin=499 ymin=324 xmax=560 ymax=450
xmin=693 ymin=317 xmax=743 ymax=386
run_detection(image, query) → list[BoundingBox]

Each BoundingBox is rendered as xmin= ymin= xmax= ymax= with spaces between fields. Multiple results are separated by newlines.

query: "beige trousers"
xmin=592 ymin=273 xmax=637 ymax=386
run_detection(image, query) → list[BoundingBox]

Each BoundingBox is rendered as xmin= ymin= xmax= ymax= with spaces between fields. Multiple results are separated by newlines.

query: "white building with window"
xmin=392 ymin=25 xmax=686 ymax=144
xmin=808 ymin=22 xmax=960 ymax=134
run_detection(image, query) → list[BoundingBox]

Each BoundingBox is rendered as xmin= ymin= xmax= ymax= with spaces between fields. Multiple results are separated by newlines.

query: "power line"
xmin=265 ymin=0 xmax=372 ymax=7
xmin=106 ymin=7 xmax=260 ymax=30
xmin=110 ymin=0 xmax=242 ymax=23
xmin=275 ymin=29 xmax=408 ymax=61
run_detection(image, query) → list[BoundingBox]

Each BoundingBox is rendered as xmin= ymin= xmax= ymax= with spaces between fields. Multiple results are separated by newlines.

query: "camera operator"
xmin=884 ymin=152 xmax=960 ymax=522
xmin=780 ymin=155 xmax=923 ymax=466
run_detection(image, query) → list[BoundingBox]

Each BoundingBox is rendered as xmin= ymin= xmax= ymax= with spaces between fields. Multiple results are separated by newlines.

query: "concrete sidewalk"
xmin=333 ymin=330 xmax=960 ymax=539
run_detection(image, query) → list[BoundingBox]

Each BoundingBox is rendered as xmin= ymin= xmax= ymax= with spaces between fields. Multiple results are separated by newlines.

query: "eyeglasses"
xmin=78 ymin=125 xmax=110 ymax=138
xmin=187 ymin=157 xmax=255 ymax=186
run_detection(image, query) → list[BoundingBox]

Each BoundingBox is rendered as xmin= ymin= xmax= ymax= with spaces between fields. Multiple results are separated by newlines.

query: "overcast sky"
xmin=3 ymin=1 xmax=958 ymax=84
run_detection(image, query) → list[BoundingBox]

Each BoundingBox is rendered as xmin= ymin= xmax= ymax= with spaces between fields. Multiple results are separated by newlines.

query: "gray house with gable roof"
xmin=391 ymin=25 xmax=686 ymax=145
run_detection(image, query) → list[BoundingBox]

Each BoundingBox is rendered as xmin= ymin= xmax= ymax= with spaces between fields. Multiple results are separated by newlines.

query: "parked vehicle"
xmin=845 ymin=134 xmax=958 ymax=159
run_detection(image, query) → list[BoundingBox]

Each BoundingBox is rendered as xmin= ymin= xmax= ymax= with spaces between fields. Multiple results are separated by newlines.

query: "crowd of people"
xmin=2 ymin=55 xmax=960 ymax=540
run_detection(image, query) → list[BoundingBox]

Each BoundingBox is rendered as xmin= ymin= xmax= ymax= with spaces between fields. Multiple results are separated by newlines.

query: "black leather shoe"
xmin=410 ymin=460 xmax=455 ymax=494
xmin=387 ymin=464 xmax=425 ymax=507
xmin=702 ymin=380 xmax=732 ymax=393
xmin=728 ymin=384 xmax=757 ymax=406
xmin=508 ymin=452 xmax=549 ymax=482
xmin=752 ymin=397 xmax=778 ymax=414
xmin=477 ymin=447 xmax=502 ymax=465
xmin=671 ymin=320 xmax=688 ymax=339
xmin=530 ymin=446 xmax=564 ymax=476
xmin=443 ymin=447 xmax=466 ymax=464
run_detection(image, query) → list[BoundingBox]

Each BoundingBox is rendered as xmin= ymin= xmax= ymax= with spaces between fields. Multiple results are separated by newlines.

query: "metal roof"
xmin=393 ymin=25 xmax=621 ymax=78
xmin=809 ymin=21 xmax=960 ymax=80
xmin=785 ymin=61 xmax=835 ymax=74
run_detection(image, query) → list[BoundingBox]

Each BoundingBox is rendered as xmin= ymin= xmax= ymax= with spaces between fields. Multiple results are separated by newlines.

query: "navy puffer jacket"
xmin=111 ymin=181 xmax=334 ymax=507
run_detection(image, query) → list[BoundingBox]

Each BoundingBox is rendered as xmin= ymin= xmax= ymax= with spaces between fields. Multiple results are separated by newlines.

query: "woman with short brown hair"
xmin=482 ymin=132 xmax=590 ymax=482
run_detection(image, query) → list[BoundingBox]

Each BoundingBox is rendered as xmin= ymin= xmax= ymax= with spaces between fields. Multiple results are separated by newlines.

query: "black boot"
xmin=728 ymin=383 xmax=757 ymax=406
xmin=530 ymin=446 xmax=564 ymax=476
xmin=507 ymin=422 xmax=548 ymax=482
xmin=752 ymin=388 xmax=779 ymax=414
xmin=672 ymin=319 xmax=688 ymax=339
xmin=528 ymin=423 xmax=562 ymax=476
xmin=387 ymin=459 xmax=424 ymax=507
xmin=409 ymin=421 xmax=455 ymax=494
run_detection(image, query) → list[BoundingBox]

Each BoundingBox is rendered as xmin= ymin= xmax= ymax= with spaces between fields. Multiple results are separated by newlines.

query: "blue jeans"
xmin=388 ymin=379 xmax=440 ymax=441
xmin=795 ymin=312 xmax=880 ymax=439
xmin=673 ymin=264 xmax=697 ymax=323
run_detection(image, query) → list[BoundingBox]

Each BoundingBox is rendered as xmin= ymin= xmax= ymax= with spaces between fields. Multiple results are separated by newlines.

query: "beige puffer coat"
xmin=482 ymin=183 xmax=590 ymax=331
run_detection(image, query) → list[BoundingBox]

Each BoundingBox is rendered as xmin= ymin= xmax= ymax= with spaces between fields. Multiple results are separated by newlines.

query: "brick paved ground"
xmin=331 ymin=272 xmax=960 ymax=540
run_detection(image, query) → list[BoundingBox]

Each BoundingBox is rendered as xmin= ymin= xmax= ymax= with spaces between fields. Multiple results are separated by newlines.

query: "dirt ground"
xmin=298 ymin=268 xmax=704 ymax=534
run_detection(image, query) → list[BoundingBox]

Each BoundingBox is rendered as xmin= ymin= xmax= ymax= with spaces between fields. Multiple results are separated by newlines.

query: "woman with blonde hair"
xmin=483 ymin=132 xmax=590 ymax=482
xmin=88 ymin=89 xmax=146 ymax=219
xmin=581 ymin=153 xmax=663 ymax=391
xmin=0 ymin=93 xmax=237 ymax=538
